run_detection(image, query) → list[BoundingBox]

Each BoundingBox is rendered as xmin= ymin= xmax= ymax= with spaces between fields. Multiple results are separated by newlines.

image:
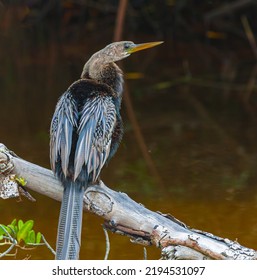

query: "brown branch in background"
xmin=113 ymin=0 xmax=128 ymax=42
xmin=241 ymin=63 xmax=257 ymax=120
xmin=181 ymin=61 xmax=249 ymax=160
xmin=240 ymin=15 xmax=257 ymax=120
xmin=241 ymin=15 xmax=257 ymax=60
xmin=204 ymin=0 xmax=253 ymax=21
xmin=113 ymin=0 xmax=163 ymax=186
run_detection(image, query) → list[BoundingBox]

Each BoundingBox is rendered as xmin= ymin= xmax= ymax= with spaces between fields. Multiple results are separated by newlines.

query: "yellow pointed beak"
xmin=127 ymin=41 xmax=163 ymax=54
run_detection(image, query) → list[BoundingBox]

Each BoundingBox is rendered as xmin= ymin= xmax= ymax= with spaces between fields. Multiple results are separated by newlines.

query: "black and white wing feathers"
xmin=74 ymin=95 xmax=116 ymax=181
xmin=50 ymin=88 xmax=116 ymax=183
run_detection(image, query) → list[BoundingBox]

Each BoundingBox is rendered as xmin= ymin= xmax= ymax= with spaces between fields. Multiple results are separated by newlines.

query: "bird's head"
xmin=82 ymin=40 xmax=163 ymax=79
xmin=101 ymin=41 xmax=163 ymax=62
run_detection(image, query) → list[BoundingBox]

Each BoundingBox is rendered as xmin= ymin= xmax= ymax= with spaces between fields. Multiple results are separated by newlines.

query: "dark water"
xmin=1 ymin=21 xmax=257 ymax=259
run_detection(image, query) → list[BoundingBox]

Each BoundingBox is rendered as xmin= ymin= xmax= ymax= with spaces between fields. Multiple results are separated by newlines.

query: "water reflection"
xmin=1 ymin=22 xmax=257 ymax=259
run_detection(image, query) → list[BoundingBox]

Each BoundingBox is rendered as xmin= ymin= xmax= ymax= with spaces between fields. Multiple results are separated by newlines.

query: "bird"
xmin=49 ymin=40 xmax=163 ymax=260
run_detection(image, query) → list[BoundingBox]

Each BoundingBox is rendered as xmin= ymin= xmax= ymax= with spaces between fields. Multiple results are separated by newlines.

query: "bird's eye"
xmin=124 ymin=43 xmax=130 ymax=50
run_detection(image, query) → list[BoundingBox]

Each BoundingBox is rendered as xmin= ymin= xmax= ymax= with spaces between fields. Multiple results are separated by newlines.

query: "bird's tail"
xmin=56 ymin=180 xmax=85 ymax=260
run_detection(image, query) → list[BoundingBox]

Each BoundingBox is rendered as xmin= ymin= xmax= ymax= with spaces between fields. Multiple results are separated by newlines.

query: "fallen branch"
xmin=0 ymin=143 xmax=256 ymax=260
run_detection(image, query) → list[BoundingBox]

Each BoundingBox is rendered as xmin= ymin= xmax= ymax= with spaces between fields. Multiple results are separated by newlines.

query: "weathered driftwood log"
xmin=0 ymin=143 xmax=256 ymax=260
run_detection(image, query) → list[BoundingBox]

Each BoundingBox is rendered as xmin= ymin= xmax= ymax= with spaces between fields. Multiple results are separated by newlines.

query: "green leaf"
xmin=18 ymin=219 xmax=24 ymax=230
xmin=11 ymin=219 xmax=17 ymax=227
xmin=10 ymin=220 xmax=18 ymax=235
xmin=7 ymin=224 xmax=16 ymax=236
xmin=0 ymin=225 xmax=7 ymax=235
xmin=25 ymin=230 xmax=35 ymax=244
xmin=15 ymin=176 xmax=27 ymax=187
xmin=17 ymin=220 xmax=34 ymax=243
xmin=36 ymin=232 xmax=42 ymax=244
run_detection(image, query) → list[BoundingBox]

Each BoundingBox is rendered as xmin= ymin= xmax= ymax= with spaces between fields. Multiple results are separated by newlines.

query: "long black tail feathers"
xmin=55 ymin=181 xmax=85 ymax=260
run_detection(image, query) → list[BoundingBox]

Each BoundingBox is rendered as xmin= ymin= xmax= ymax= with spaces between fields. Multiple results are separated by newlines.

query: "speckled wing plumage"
xmin=50 ymin=92 xmax=78 ymax=178
xmin=74 ymin=94 xmax=117 ymax=181
xmin=50 ymin=81 xmax=117 ymax=183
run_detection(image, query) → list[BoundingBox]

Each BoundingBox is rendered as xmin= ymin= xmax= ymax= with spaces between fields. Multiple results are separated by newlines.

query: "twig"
xmin=41 ymin=234 xmax=56 ymax=256
xmin=113 ymin=0 xmax=163 ymax=187
xmin=143 ymin=247 xmax=147 ymax=260
xmin=103 ymin=226 xmax=110 ymax=260
xmin=241 ymin=63 xmax=257 ymax=120
xmin=113 ymin=0 xmax=128 ymax=42
xmin=182 ymin=90 xmax=247 ymax=159
xmin=154 ymin=75 xmax=257 ymax=92
xmin=241 ymin=15 xmax=257 ymax=60
xmin=0 ymin=224 xmax=17 ymax=258
xmin=204 ymin=0 xmax=254 ymax=21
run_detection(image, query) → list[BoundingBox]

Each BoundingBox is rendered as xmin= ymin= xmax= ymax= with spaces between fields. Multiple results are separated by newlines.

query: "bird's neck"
xmin=81 ymin=58 xmax=124 ymax=103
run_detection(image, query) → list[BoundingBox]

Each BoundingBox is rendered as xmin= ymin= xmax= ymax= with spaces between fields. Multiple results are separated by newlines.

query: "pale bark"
xmin=0 ymin=143 xmax=256 ymax=260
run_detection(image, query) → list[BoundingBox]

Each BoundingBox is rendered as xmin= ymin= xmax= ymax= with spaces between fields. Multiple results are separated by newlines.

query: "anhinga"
xmin=50 ymin=41 xmax=163 ymax=260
